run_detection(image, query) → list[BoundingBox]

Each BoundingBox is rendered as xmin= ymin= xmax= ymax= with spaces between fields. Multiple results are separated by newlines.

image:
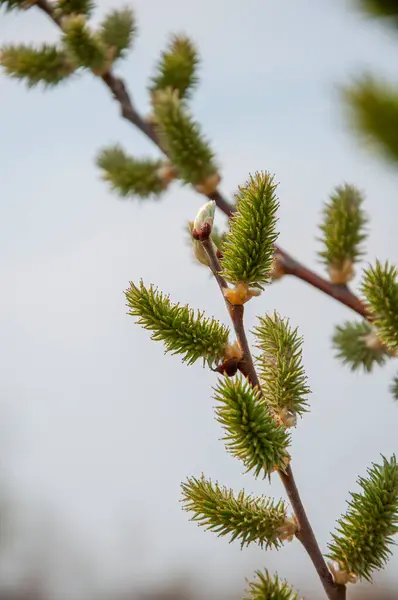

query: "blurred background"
xmin=1 ymin=0 xmax=398 ymax=598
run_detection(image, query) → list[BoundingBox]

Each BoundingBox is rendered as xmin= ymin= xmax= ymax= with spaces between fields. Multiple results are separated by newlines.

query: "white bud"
xmin=193 ymin=200 xmax=216 ymax=234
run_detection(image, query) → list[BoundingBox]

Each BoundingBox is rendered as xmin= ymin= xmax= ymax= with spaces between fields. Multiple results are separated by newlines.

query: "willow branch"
xmin=34 ymin=0 xmax=368 ymax=322
xmin=201 ymin=239 xmax=346 ymax=600
xmin=278 ymin=251 xmax=368 ymax=318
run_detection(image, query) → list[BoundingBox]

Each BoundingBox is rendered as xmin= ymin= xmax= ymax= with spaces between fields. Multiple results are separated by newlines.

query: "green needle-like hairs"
xmin=0 ymin=5 xmax=136 ymax=84
xmin=149 ymin=34 xmax=199 ymax=101
xmin=61 ymin=15 xmax=108 ymax=73
xmin=97 ymin=8 xmax=137 ymax=62
xmin=55 ymin=0 xmax=94 ymax=17
xmin=318 ymin=184 xmax=368 ymax=284
xmin=96 ymin=145 xmax=174 ymax=199
xmin=62 ymin=8 xmax=136 ymax=73
xmin=361 ymin=260 xmax=398 ymax=352
xmin=327 ymin=455 xmax=398 ymax=583
xmin=214 ymin=375 xmax=291 ymax=478
xmin=333 ymin=320 xmax=391 ymax=372
xmin=0 ymin=0 xmax=37 ymax=10
xmin=244 ymin=570 xmax=298 ymax=600
xmin=0 ymin=44 xmax=76 ymax=87
xmin=181 ymin=475 xmax=294 ymax=549
xmin=253 ymin=312 xmax=310 ymax=424
xmin=125 ymin=280 xmax=230 ymax=367
xmin=343 ymin=75 xmax=398 ymax=164
xmin=152 ymin=87 xmax=219 ymax=190
xmin=220 ymin=171 xmax=279 ymax=291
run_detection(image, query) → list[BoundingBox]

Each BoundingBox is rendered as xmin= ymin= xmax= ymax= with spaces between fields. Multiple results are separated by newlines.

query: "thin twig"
xmin=33 ymin=0 xmax=368 ymax=322
xmin=279 ymin=252 xmax=368 ymax=318
xmin=101 ymin=72 xmax=160 ymax=145
xmin=201 ymin=237 xmax=346 ymax=600
xmin=201 ymin=238 xmax=229 ymax=294
xmin=279 ymin=466 xmax=346 ymax=600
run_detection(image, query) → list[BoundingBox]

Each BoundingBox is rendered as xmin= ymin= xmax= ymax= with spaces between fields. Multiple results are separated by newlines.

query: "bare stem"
xmin=279 ymin=466 xmax=346 ymax=600
xmin=201 ymin=238 xmax=229 ymax=294
xmin=33 ymin=0 xmax=367 ymax=322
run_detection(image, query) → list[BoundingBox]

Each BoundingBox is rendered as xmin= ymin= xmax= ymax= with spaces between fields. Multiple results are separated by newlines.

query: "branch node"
xmin=195 ymin=172 xmax=221 ymax=195
xmin=328 ymin=562 xmax=357 ymax=586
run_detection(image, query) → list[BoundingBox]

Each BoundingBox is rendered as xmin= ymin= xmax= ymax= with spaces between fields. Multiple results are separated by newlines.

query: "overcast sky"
xmin=1 ymin=1 xmax=398 ymax=598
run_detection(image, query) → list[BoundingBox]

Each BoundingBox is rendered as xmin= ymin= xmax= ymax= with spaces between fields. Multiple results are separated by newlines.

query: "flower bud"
xmin=193 ymin=200 xmax=216 ymax=236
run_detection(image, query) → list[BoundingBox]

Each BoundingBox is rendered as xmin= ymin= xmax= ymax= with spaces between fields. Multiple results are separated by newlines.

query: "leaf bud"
xmin=192 ymin=200 xmax=216 ymax=240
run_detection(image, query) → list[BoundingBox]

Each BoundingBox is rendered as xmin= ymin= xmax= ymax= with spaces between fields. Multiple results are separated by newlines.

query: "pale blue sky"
xmin=1 ymin=1 xmax=398 ymax=598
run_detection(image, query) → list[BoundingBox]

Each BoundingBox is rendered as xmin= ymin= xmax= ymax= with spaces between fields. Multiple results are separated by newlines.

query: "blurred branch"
xmin=34 ymin=0 xmax=368 ymax=321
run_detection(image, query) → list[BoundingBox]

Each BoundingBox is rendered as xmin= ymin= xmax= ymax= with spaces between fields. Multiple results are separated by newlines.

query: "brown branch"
xmin=279 ymin=466 xmax=346 ymax=600
xmin=101 ymin=72 xmax=160 ymax=146
xmin=201 ymin=238 xmax=229 ymax=295
xmin=278 ymin=250 xmax=369 ymax=318
xmin=34 ymin=0 xmax=368 ymax=322
xmin=201 ymin=237 xmax=346 ymax=600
